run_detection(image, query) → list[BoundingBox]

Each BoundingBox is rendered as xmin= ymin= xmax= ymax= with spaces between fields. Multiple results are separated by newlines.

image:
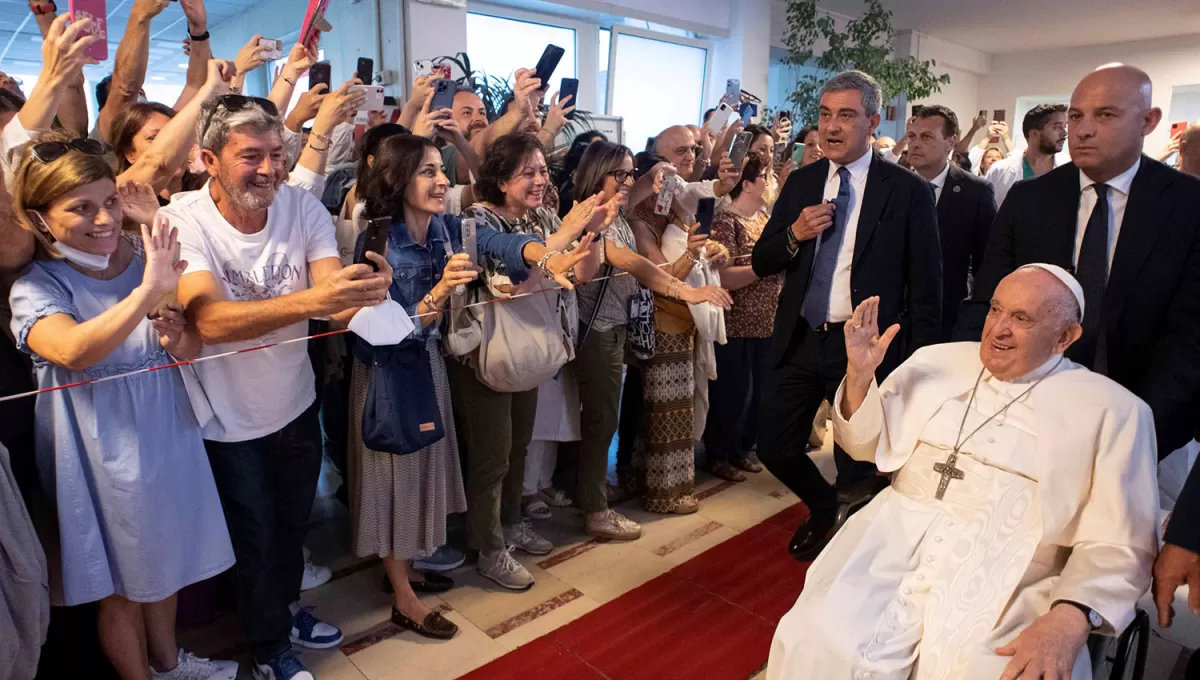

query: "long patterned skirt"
xmin=632 ymin=327 xmax=696 ymax=512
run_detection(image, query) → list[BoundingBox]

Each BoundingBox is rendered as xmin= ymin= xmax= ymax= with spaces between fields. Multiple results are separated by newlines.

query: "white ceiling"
xmin=815 ymin=0 xmax=1200 ymax=55
xmin=0 ymin=0 xmax=260 ymax=86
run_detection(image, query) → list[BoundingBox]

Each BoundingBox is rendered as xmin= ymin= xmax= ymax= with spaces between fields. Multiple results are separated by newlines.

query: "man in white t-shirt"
xmin=167 ymin=97 xmax=390 ymax=680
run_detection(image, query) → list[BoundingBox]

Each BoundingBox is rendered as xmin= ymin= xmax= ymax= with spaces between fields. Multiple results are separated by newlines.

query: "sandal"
xmin=707 ymin=462 xmax=747 ymax=482
xmin=669 ymin=495 xmax=700 ymax=515
xmin=391 ymin=607 xmax=458 ymax=640
xmin=523 ymin=496 xmax=552 ymax=520
xmin=734 ymin=457 xmax=764 ymax=474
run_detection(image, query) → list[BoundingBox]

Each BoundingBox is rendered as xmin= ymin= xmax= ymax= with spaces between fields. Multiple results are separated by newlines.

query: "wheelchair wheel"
xmin=1093 ymin=608 xmax=1150 ymax=680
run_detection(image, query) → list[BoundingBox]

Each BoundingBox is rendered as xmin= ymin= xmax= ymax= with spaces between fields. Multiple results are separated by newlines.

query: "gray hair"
xmin=198 ymin=100 xmax=284 ymax=155
xmin=821 ymin=70 xmax=882 ymax=118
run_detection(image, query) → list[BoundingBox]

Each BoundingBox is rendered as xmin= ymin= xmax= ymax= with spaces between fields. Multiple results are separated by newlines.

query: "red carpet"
xmin=460 ymin=503 xmax=813 ymax=680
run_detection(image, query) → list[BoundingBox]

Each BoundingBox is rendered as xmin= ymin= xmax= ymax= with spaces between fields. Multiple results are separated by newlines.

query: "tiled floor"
xmin=179 ymin=435 xmax=1199 ymax=680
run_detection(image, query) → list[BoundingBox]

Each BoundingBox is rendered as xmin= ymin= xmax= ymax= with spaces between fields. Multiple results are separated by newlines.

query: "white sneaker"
xmin=300 ymin=546 xmax=331 ymax=591
xmin=586 ymin=509 xmax=642 ymax=541
xmin=152 ymin=650 xmax=238 ymax=680
xmin=477 ymin=547 xmax=535 ymax=591
xmin=503 ymin=519 xmax=554 ymax=556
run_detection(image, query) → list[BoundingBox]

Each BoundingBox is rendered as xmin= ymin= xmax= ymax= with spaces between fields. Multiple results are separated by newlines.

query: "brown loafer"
xmin=391 ymin=607 xmax=458 ymax=640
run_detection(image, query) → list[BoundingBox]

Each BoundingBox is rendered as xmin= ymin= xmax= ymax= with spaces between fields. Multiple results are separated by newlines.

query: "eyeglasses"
xmin=31 ymin=138 xmax=110 ymax=163
xmin=200 ymin=94 xmax=280 ymax=141
xmin=606 ymin=169 xmax=634 ymax=183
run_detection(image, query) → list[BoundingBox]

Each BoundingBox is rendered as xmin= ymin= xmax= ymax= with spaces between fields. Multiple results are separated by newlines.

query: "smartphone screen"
xmin=559 ymin=78 xmax=579 ymax=120
xmin=357 ymin=57 xmax=374 ymax=85
xmin=430 ymin=78 xmax=456 ymax=112
xmin=993 ymin=109 xmax=1006 ymax=123
xmin=532 ymin=45 xmax=565 ymax=89
xmin=357 ymin=218 xmax=392 ymax=272
xmin=69 ymin=0 xmax=109 ymax=61
xmin=696 ymin=198 xmax=716 ymax=236
xmin=309 ymin=62 xmax=331 ymax=91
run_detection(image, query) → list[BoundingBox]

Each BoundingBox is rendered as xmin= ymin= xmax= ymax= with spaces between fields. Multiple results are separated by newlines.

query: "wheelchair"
xmin=1088 ymin=608 xmax=1150 ymax=680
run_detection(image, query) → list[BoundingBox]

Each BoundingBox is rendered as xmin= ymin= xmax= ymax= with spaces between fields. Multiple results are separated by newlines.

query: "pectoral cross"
xmin=932 ymin=451 xmax=965 ymax=500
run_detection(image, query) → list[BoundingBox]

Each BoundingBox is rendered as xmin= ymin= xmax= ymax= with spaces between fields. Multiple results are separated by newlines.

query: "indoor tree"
xmin=780 ymin=0 xmax=950 ymax=124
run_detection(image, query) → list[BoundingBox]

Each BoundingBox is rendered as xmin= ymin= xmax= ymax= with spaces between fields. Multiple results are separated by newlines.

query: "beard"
xmin=218 ymin=172 xmax=278 ymax=210
xmin=1038 ymin=138 xmax=1061 ymax=155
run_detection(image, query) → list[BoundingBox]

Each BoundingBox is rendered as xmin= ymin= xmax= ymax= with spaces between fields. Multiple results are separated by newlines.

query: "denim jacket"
xmin=354 ymin=213 xmax=538 ymax=344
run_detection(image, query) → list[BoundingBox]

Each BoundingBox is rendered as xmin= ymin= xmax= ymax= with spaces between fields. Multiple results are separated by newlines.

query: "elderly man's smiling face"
xmin=981 ymin=267 xmax=1083 ymax=380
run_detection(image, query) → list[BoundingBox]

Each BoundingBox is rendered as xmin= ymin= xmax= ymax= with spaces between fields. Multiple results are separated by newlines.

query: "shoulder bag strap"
xmin=578 ymin=264 xmax=614 ymax=349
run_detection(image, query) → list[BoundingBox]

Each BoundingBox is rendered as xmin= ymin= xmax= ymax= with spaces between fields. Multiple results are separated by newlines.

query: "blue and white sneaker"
xmin=289 ymin=605 xmax=344 ymax=649
xmin=414 ymin=546 xmax=466 ymax=572
xmin=252 ymin=649 xmax=313 ymax=680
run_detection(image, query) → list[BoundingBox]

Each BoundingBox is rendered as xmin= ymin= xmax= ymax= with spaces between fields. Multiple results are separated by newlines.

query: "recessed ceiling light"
xmin=150 ymin=76 xmax=166 ymax=81
xmin=178 ymin=63 xmax=189 ymax=68
xmin=30 ymin=36 xmax=43 ymax=43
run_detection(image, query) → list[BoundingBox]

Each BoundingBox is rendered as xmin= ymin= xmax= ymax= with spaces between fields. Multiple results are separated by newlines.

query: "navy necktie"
xmin=802 ymin=166 xmax=852 ymax=329
xmin=1073 ymin=183 xmax=1109 ymax=370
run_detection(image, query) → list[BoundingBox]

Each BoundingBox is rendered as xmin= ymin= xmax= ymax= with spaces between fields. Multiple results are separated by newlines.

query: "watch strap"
xmin=31 ymin=1 xmax=57 ymax=15
xmin=1053 ymin=599 xmax=1101 ymax=630
xmin=189 ymin=30 xmax=211 ymax=42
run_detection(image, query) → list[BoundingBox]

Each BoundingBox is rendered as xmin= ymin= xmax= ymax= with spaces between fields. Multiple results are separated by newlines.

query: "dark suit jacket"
xmin=935 ymin=166 xmax=997 ymax=342
xmin=958 ymin=157 xmax=1200 ymax=456
xmin=752 ymin=153 xmax=943 ymax=372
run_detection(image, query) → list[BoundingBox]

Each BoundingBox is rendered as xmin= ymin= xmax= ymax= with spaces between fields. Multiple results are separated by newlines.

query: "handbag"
xmin=354 ymin=339 xmax=445 ymax=455
xmin=578 ymin=265 xmax=655 ymax=361
xmin=474 ymin=275 xmax=575 ymax=392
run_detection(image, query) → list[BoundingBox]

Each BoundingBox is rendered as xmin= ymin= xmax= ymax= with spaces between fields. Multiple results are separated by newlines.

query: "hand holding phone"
xmin=69 ymin=0 xmax=110 ymax=61
xmin=308 ymin=62 xmax=332 ymax=91
xmin=257 ymin=38 xmax=284 ymax=60
xmin=356 ymin=57 xmax=374 ymax=85
xmin=429 ymin=78 xmax=456 ymax=113
xmin=725 ymin=78 xmax=741 ymax=105
xmin=696 ymin=198 xmax=716 ymax=236
xmin=532 ymin=45 xmax=565 ymax=91
xmin=357 ymin=218 xmax=392 ymax=272
xmin=729 ymin=131 xmax=752 ymax=169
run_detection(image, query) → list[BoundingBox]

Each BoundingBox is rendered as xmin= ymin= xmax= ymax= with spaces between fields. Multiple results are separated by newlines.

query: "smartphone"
xmin=791 ymin=143 xmax=806 ymax=165
xmin=298 ymin=0 xmax=331 ymax=52
xmin=456 ymin=217 xmax=477 ymax=294
xmin=430 ymin=78 xmax=456 ymax=112
xmin=911 ymin=104 xmax=924 ymax=119
xmin=1171 ymin=121 xmax=1188 ymax=138
xmin=68 ymin=0 xmax=109 ymax=61
xmin=738 ymin=103 xmax=756 ymax=127
xmin=993 ymin=109 xmax=1006 ymax=123
xmin=729 ymin=131 xmax=753 ymax=169
xmin=356 ymin=57 xmax=374 ymax=85
xmin=532 ymin=45 xmax=565 ymax=89
xmin=559 ymin=77 xmax=579 ymax=120
xmin=778 ymin=111 xmax=791 ymax=122
xmin=357 ymin=218 xmax=392 ymax=272
xmin=413 ymin=59 xmax=448 ymax=79
xmin=353 ymin=84 xmax=385 ymax=111
xmin=725 ymin=78 xmax=741 ymax=105
xmin=383 ymin=95 xmax=397 ymax=107
xmin=978 ymin=109 xmax=987 ymax=120
xmin=257 ymin=38 xmax=283 ymax=60
xmin=703 ymin=102 xmax=733 ymax=134
xmin=695 ymin=198 xmax=716 ymax=237
xmin=654 ymin=169 xmax=679 ymax=216
xmin=308 ymin=62 xmax=331 ymax=91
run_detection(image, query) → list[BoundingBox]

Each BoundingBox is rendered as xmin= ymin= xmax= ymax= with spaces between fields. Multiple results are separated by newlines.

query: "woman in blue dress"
xmin=9 ymin=133 xmax=236 ymax=680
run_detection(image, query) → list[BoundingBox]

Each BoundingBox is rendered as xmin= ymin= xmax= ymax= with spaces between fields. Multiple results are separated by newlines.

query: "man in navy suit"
xmin=905 ymin=104 xmax=997 ymax=341
xmin=752 ymin=70 xmax=943 ymax=561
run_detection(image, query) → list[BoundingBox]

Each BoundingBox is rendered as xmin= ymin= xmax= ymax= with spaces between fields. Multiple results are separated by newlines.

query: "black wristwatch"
xmin=1053 ymin=600 xmax=1103 ymax=631
xmin=189 ymin=30 xmax=210 ymax=42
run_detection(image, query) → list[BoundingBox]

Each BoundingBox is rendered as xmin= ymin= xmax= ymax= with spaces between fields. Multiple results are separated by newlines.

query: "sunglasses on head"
xmin=31 ymin=138 xmax=109 ymax=163
xmin=200 ymin=94 xmax=280 ymax=140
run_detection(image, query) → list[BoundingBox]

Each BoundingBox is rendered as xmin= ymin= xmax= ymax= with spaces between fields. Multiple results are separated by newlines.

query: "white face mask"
xmin=34 ymin=212 xmax=112 ymax=271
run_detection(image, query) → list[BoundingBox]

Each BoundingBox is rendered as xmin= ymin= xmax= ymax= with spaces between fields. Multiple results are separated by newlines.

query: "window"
xmin=466 ymin=13 xmax=577 ymax=86
xmin=607 ymin=30 xmax=709 ymax=150
xmin=597 ymin=29 xmax=611 ymax=114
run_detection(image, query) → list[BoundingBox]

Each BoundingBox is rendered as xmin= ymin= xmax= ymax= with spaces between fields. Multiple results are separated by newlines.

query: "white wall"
xmin=978 ymin=33 xmax=1200 ymax=154
xmin=900 ymin=32 xmax=987 ymax=141
xmin=708 ymin=0 xmax=772 ymax=112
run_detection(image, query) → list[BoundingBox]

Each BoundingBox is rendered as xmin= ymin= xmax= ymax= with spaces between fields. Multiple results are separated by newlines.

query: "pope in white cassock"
xmin=768 ymin=264 xmax=1159 ymax=680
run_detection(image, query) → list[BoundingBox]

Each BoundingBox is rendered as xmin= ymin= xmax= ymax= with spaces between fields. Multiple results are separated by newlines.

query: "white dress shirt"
xmin=822 ymin=149 xmax=872 ymax=323
xmin=928 ymin=162 xmax=950 ymax=205
xmin=1075 ymin=159 xmax=1140 ymax=272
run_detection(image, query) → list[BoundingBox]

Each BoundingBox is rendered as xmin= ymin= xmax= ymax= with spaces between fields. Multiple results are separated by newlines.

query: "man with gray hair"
xmin=752 ymin=69 xmax=942 ymax=562
xmin=165 ymin=95 xmax=392 ymax=680
xmin=768 ymin=265 xmax=1158 ymax=679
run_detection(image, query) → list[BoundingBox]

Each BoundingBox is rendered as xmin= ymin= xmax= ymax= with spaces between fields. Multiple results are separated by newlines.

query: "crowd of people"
xmin=2 ymin=1 xmax=1200 ymax=679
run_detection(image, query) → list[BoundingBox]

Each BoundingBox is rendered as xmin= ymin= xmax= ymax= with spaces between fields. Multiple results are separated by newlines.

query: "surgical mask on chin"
xmin=34 ymin=213 xmax=112 ymax=271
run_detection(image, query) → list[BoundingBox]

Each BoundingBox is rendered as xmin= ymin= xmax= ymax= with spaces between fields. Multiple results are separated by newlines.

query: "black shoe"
xmin=410 ymin=571 xmax=454 ymax=594
xmin=836 ymin=476 xmax=890 ymax=517
xmin=788 ymin=508 xmax=838 ymax=562
xmin=382 ymin=571 xmax=456 ymax=594
xmin=391 ymin=607 xmax=458 ymax=640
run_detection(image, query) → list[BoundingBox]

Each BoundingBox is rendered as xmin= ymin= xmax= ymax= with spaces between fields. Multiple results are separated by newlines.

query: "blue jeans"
xmin=204 ymin=401 xmax=323 ymax=663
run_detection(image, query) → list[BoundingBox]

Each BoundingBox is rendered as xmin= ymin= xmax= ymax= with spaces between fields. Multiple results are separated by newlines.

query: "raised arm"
xmin=268 ymin=43 xmax=318 ymax=114
xmin=17 ymin=14 xmax=98 ymax=134
xmin=293 ymin=79 xmax=364 ymax=179
xmin=956 ymin=112 xmax=987 ymax=155
xmin=536 ymin=90 xmax=574 ymax=150
xmin=27 ymin=4 xmax=88 ymax=135
xmin=230 ymin=34 xmax=270 ymax=94
xmin=471 ymin=70 xmax=539 ymax=155
xmin=97 ymin=0 xmax=170 ymax=142
xmin=172 ymin=0 xmax=211 ymax=111
xmin=119 ymin=59 xmax=233 ymax=193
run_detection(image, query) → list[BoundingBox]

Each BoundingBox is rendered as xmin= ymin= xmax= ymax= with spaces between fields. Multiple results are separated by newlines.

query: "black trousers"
xmin=204 ymin=401 xmax=323 ymax=663
xmin=758 ymin=323 xmax=876 ymax=512
xmin=703 ymin=337 xmax=771 ymax=465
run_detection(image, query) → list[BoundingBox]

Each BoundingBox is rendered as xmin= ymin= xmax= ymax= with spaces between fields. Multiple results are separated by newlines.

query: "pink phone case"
xmin=299 ymin=0 xmax=331 ymax=52
xmin=69 ymin=0 xmax=108 ymax=61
